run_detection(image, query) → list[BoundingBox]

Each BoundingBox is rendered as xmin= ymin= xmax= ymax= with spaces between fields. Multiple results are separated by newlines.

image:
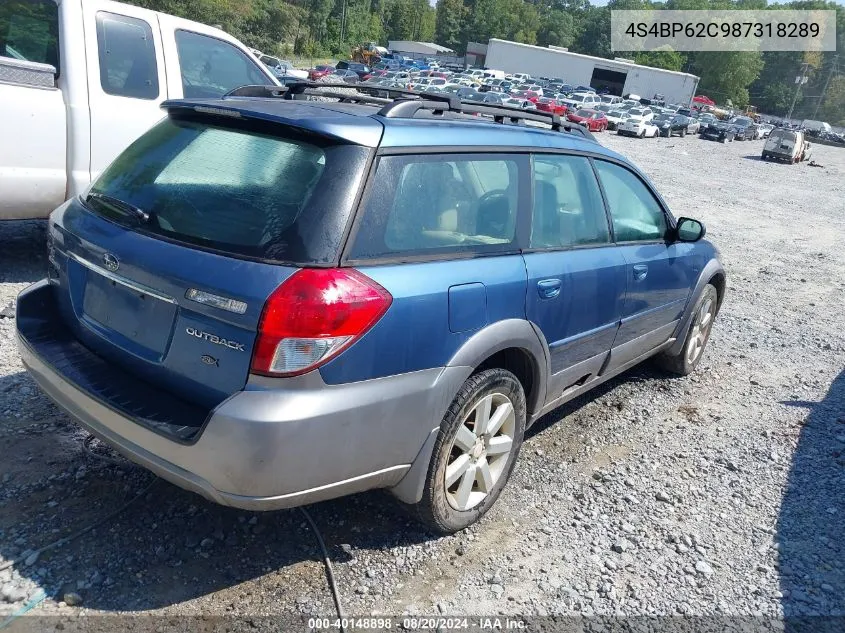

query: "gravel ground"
xmin=1 ymin=132 xmax=844 ymax=624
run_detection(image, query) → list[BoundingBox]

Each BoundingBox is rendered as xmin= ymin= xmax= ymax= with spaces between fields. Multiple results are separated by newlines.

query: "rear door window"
xmin=349 ymin=154 xmax=526 ymax=260
xmin=0 ymin=0 xmax=59 ymax=69
xmin=85 ymin=115 xmax=370 ymax=264
xmin=531 ymin=155 xmax=610 ymax=248
xmin=96 ymin=12 xmax=159 ymax=99
xmin=175 ymin=30 xmax=268 ymax=98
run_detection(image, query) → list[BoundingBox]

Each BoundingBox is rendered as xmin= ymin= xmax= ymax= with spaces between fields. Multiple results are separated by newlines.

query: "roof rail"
xmin=222 ymin=82 xmax=596 ymax=141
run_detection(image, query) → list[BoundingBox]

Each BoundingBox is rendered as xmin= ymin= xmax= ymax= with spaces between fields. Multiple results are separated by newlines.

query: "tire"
xmin=411 ymin=368 xmax=526 ymax=534
xmin=639 ymin=130 xmax=645 ymax=138
xmin=654 ymin=284 xmax=718 ymax=376
xmin=681 ymin=128 xmax=686 ymax=137
xmin=720 ymin=137 xmax=727 ymax=144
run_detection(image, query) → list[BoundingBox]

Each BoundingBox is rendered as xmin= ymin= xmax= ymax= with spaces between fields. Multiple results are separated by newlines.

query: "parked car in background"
xmin=259 ymin=55 xmax=308 ymax=80
xmin=566 ymin=109 xmax=608 ymax=132
xmin=762 ymin=128 xmax=810 ymax=163
xmin=503 ymin=97 xmax=536 ymax=110
xmin=653 ymin=113 xmax=689 ymax=137
xmin=561 ymin=92 xmax=600 ymax=110
xmin=618 ymin=112 xmax=659 ymax=138
xmin=0 ymin=0 xmax=276 ymax=222
xmin=605 ymin=109 xmax=629 ymax=131
xmin=309 ymin=64 xmax=335 ymax=80
xmin=600 ymin=95 xmax=623 ymax=105
xmin=330 ymin=69 xmax=360 ymax=84
xmin=535 ymin=97 xmax=567 ymax=116
xmin=728 ymin=116 xmax=757 ymax=140
xmin=684 ymin=116 xmax=701 ymax=135
xmin=336 ymin=60 xmax=371 ymax=79
xmin=757 ymin=123 xmax=774 ymax=138
xmin=17 ymin=87 xmax=723 ymax=534
xmin=701 ymin=121 xmax=736 ymax=143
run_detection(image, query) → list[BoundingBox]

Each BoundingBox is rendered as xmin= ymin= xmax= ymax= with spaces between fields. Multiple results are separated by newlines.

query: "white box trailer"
xmin=485 ymin=39 xmax=700 ymax=106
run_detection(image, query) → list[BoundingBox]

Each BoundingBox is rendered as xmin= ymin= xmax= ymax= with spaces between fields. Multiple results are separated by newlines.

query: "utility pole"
xmin=786 ymin=62 xmax=810 ymax=123
xmin=812 ymin=55 xmax=838 ymax=120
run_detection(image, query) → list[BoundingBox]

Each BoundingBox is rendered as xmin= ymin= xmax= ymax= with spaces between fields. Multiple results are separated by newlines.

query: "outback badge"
xmin=186 ymin=327 xmax=245 ymax=351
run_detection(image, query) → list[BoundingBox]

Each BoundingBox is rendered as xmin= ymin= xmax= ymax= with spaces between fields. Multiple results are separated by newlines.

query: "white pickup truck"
xmin=1 ymin=0 xmax=277 ymax=221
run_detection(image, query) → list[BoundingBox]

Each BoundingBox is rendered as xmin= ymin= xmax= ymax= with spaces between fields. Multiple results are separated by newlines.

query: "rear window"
xmin=85 ymin=116 xmax=369 ymax=264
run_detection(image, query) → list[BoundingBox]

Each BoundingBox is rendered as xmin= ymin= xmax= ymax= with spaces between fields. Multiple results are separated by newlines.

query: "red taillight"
xmin=250 ymin=268 xmax=392 ymax=377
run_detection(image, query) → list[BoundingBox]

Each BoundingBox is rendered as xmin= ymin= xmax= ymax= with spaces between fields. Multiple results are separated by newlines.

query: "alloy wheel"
xmin=686 ymin=294 xmax=716 ymax=365
xmin=444 ymin=393 xmax=516 ymax=511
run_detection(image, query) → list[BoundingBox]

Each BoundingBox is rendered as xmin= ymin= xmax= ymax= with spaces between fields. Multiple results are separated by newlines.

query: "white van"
xmin=482 ymin=69 xmax=505 ymax=81
xmin=1 ymin=0 xmax=276 ymax=221
xmin=762 ymin=128 xmax=810 ymax=163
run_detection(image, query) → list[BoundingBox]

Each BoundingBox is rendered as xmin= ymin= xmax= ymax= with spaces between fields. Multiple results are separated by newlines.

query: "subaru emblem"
xmin=103 ymin=253 xmax=119 ymax=272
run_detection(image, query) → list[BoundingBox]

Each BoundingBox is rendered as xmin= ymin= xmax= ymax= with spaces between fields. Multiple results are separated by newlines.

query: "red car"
xmin=308 ymin=65 xmax=335 ymax=80
xmin=566 ymin=108 xmax=608 ymax=132
xmin=535 ymin=97 xmax=567 ymax=116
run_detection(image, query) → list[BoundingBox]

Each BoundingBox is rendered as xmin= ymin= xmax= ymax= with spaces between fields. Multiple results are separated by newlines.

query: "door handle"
xmin=633 ymin=264 xmax=648 ymax=281
xmin=537 ymin=279 xmax=562 ymax=299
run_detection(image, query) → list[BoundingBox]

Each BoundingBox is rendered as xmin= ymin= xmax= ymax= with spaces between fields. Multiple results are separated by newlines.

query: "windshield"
xmin=575 ymin=109 xmax=592 ymax=117
xmin=85 ymin=116 xmax=369 ymax=264
xmin=629 ymin=109 xmax=645 ymax=117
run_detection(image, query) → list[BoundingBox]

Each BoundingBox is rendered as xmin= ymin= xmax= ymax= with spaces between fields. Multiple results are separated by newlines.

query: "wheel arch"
xmin=445 ymin=318 xmax=549 ymax=418
xmin=667 ymin=259 xmax=726 ymax=356
xmin=388 ymin=319 xmax=550 ymax=506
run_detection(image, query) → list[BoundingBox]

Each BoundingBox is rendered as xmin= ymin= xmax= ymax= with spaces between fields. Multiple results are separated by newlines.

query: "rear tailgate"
xmin=43 ymin=108 xmax=374 ymax=411
xmin=49 ymin=200 xmax=294 ymax=409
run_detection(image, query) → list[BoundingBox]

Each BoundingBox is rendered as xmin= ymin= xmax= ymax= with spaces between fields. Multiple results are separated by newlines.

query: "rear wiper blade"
xmin=86 ymin=192 xmax=150 ymax=223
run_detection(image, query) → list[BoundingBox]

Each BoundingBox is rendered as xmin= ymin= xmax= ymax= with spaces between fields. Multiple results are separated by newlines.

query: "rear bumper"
xmin=17 ymin=280 xmax=468 ymax=510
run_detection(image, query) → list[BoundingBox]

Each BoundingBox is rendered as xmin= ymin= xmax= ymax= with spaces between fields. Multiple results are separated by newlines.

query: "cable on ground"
xmin=299 ymin=506 xmax=346 ymax=632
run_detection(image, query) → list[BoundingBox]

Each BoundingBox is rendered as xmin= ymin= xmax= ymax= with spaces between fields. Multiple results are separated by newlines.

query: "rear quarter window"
xmin=85 ymin=115 xmax=370 ymax=264
xmin=348 ymin=154 xmax=526 ymax=261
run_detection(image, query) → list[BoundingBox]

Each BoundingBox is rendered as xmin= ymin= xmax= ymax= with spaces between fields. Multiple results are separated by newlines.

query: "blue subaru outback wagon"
xmin=16 ymin=84 xmax=725 ymax=533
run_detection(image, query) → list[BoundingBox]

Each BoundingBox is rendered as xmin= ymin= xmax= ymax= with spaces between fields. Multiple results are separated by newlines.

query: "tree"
xmin=759 ymin=82 xmax=798 ymax=116
xmin=464 ymin=0 xmax=539 ymax=46
xmin=435 ymin=0 xmax=466 ymax=50
xmin=570 ymin=6 xmax=609 ymax=58
xmin=818 ymin=75 xmax=845 ymax=125
xmin=694 ymin=51 xmax=763 ymax=108
xmin=537 ymin=10 xmax=577 ymax=49
xmin=634 ymin=49 xmax=686 ymax=72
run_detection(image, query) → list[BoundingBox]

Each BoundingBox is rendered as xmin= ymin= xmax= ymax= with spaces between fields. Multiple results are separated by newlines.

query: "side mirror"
xmin=675 ymin=217 xmax=706 ymax=242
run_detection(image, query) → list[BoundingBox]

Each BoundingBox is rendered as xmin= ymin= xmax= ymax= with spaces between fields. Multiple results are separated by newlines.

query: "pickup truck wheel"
xmin=655 ymin=284 xmax=718 ymax=376
xmin=411 ymin=368 xmax=526 ymax=534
